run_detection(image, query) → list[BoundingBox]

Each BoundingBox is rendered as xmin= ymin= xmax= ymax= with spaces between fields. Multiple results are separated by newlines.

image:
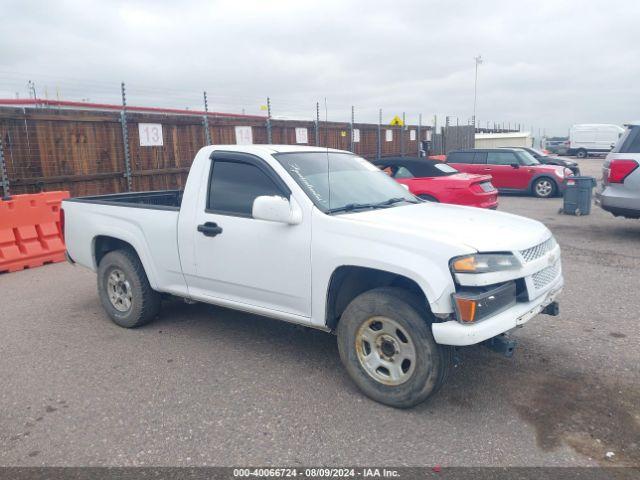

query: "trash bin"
xmin=562 ymin=176 xmax=597 ymax=216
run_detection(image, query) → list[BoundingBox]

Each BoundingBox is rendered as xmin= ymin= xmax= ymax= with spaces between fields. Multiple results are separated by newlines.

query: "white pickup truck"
xmin=63 ymin=145 xmax=563 ymax=408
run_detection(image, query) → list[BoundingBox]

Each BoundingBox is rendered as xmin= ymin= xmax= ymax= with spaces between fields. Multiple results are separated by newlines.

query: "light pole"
xmin=473 ymin=55 xmax=483 ymax=126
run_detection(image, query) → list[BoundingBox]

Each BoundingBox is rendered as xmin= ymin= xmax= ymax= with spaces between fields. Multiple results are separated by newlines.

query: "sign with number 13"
xmin=138 ymin=123 xmax=163 ymax=146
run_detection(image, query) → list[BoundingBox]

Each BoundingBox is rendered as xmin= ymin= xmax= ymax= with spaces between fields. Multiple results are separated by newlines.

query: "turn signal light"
xmin=454 ymin=297 xmax=477 ymax=323
xmin=452 ymin=256 xmax=477 ymax=272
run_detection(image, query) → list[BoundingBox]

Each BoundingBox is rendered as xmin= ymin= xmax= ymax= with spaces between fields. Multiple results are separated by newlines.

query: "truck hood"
xmin=343 ymin=202 xmax=551 ymax=252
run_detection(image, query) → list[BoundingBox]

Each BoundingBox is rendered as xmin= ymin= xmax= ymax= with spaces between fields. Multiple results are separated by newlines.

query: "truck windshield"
xmin=274 ymin=152 xmax=418 ymax=214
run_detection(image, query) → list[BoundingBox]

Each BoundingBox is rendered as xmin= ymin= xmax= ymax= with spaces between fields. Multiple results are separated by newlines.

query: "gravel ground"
xmin=0 ymin=157 xmax=638 ymax=467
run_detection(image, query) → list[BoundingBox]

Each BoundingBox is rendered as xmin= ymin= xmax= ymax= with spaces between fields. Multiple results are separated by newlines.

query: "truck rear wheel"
xmin=336 ymin=287 xmax=450 ymax=408
xmin=576 ymin=148 xmax=588 ymax=159
xmin=97 ymin=249 xmax=161 ymax=328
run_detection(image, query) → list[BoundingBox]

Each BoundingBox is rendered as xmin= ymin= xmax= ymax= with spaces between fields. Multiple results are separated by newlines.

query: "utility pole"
xmin=473 ymin=55 xmax=483 ymax=126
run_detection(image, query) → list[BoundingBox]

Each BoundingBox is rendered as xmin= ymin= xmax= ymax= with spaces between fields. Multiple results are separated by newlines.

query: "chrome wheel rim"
xmin=355 ymin=316 xmax=416 ymax=386
xmin=107 ymin=268 xmax=132 ymax=312
xmin=536 ymin=180 xmax=553 ymax=197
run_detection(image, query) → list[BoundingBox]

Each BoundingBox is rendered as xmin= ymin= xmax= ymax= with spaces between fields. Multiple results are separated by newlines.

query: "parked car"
xmin=544 ymin=138 xmax=570 ymax=155
xmin=501 ymin=147 xmax=580 ymax=175
xmin=568 ymin=124 xmax=625 ymax=158
xmin=446 ymin=148 xmax=574 ymax=198
xmin=63 ymin=145 xmax=563 ymax=408
xmin=371 ymin=157 xmax=498 ymax=209
xmin=596 ymin=121 xmax=640 ymax=219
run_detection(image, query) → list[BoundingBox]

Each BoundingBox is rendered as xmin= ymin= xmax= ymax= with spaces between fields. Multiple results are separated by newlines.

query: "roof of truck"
xmin=206 ymin=144 xmax=348 ymax=155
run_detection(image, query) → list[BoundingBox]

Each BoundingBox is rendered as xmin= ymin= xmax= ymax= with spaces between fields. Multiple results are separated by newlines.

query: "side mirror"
xmin=252 ymin=195 xmax=302 ymax=225
xmin=510 ymin=163 xmax=520 ymax=169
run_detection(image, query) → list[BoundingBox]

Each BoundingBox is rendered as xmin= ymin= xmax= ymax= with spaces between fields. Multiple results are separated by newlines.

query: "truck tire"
xmin=576 ymin=149 xmax=588 ymax=159
xmin=97 ymin=249 xmax=161 ymax=328
xmin=336 ymin=287 xmax=451 ymax=408
xmin=532 ymin=177 xmax=557 ymax=198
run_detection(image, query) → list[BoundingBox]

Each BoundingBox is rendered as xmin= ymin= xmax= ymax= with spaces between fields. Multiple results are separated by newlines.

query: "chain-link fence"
xmin=0 ymin=77 xmax=522 ymax=197
xmin=0 ymin=101 xmax=439 ymax=197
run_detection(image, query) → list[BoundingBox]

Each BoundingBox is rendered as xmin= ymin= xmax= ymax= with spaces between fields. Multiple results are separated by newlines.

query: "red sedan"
xmin=372 ymin=157 xmax=498 ymax=209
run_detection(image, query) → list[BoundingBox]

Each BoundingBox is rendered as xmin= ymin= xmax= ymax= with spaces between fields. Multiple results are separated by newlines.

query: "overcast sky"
xmin=1 ymin=0 xmax=638 ymax=136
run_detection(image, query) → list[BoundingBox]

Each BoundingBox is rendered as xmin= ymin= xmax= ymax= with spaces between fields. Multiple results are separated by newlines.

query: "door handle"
xmin=197 ymin=222 xmax=223 ymax=237
xmin=483 ymin=168 xmax=491 ymax=171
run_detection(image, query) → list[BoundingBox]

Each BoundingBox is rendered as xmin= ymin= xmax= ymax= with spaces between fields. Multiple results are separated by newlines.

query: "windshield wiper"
xmin=327 ymin=202 xmax=381 ymax=214
xmin=378 ymin=197 xmax=418 ymax=206
xmin=327 ymin=197 xmax=416 ymax=214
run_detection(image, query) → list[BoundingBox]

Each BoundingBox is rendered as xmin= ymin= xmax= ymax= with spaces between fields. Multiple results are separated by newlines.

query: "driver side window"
xmin=207 ymin=160 xmax=285 ymax=217
xmin=487 ymin=152 xmax=517 ymax=165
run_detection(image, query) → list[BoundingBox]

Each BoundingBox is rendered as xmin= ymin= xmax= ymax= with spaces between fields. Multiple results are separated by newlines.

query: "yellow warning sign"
xmin=259 ymin=105 xmax=268 ymax=111
xmin=390 ymin=115 xmax=404 ymax=126
xmin=340 ymin=131 xmax=347 ymax=137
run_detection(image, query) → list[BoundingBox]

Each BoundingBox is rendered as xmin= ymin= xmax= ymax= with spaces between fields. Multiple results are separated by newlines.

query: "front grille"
xmin=520 ymin=237 xmax=556 ymax=263
xmin=532 ymin=261 xmax=560 ymax=289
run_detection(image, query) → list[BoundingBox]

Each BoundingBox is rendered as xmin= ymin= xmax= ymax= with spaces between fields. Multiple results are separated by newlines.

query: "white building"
xmin=474 ymin=131 xmax=533 ymax=149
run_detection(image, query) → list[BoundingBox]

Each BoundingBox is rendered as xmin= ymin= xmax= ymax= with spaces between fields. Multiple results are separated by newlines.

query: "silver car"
xmin=596 ymin=121 xmax=640 ymax=218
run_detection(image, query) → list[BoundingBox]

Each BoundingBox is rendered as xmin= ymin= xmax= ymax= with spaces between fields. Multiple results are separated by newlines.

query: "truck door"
xmin=183 ymin=151 xmax=312 ymax=319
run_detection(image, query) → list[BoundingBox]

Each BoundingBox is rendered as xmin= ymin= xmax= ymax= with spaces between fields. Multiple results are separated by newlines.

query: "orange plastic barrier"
xmin=0 ymin=191 xmax=69 ymax=273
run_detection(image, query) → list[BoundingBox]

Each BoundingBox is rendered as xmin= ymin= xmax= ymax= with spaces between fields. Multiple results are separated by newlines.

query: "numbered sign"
xmin=385 ymin=129 xmax=393 ymax=142
xmin=295 ymin=128 xmax=308 ymax=144
xmin=138 ymin=123 xmax=163 ymax=146
xmin=409 ymin=130 xmax=416 ymax=141
xmin=235 ymin=126 xmax=253 ymax=145
xmin=353 ymin=129 xmax=360 ymax=143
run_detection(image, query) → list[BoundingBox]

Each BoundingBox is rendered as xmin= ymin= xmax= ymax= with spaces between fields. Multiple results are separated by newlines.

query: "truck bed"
xmin=66 ymin=190 xmax=183 ymax=210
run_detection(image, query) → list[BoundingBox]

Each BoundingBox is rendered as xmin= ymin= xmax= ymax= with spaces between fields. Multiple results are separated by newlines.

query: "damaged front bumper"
xmin=431 ymin=274 xmax=563 ymax=346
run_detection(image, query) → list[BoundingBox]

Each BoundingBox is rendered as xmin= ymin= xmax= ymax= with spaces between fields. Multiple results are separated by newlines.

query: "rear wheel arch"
xmin=97 ymin=249 xmax=161 ymax=328
xmin=325 ymin=265 xmax=431 ymax=331
xmin=93 ymin=236 xmax=157 ymax=289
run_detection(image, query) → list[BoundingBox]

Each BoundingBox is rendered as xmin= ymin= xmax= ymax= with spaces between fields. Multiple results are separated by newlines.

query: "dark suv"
xmin=447 ymin=148 xmax=573 ymax=198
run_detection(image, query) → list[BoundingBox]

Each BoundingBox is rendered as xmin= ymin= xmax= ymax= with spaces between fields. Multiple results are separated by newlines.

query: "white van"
xmin=569 ymin=124 xmax=625 ymax=158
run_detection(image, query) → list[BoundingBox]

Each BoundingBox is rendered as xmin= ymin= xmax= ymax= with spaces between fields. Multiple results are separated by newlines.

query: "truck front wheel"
xmin=337 ymin=287 xmax=450 ymax=408
xmin=97 ymin=249 xmax=161 ymax=328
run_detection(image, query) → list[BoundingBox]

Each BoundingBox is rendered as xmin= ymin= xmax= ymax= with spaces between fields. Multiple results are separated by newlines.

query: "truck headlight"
xmin=450 ymin=253 xmax=521 ymax=274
